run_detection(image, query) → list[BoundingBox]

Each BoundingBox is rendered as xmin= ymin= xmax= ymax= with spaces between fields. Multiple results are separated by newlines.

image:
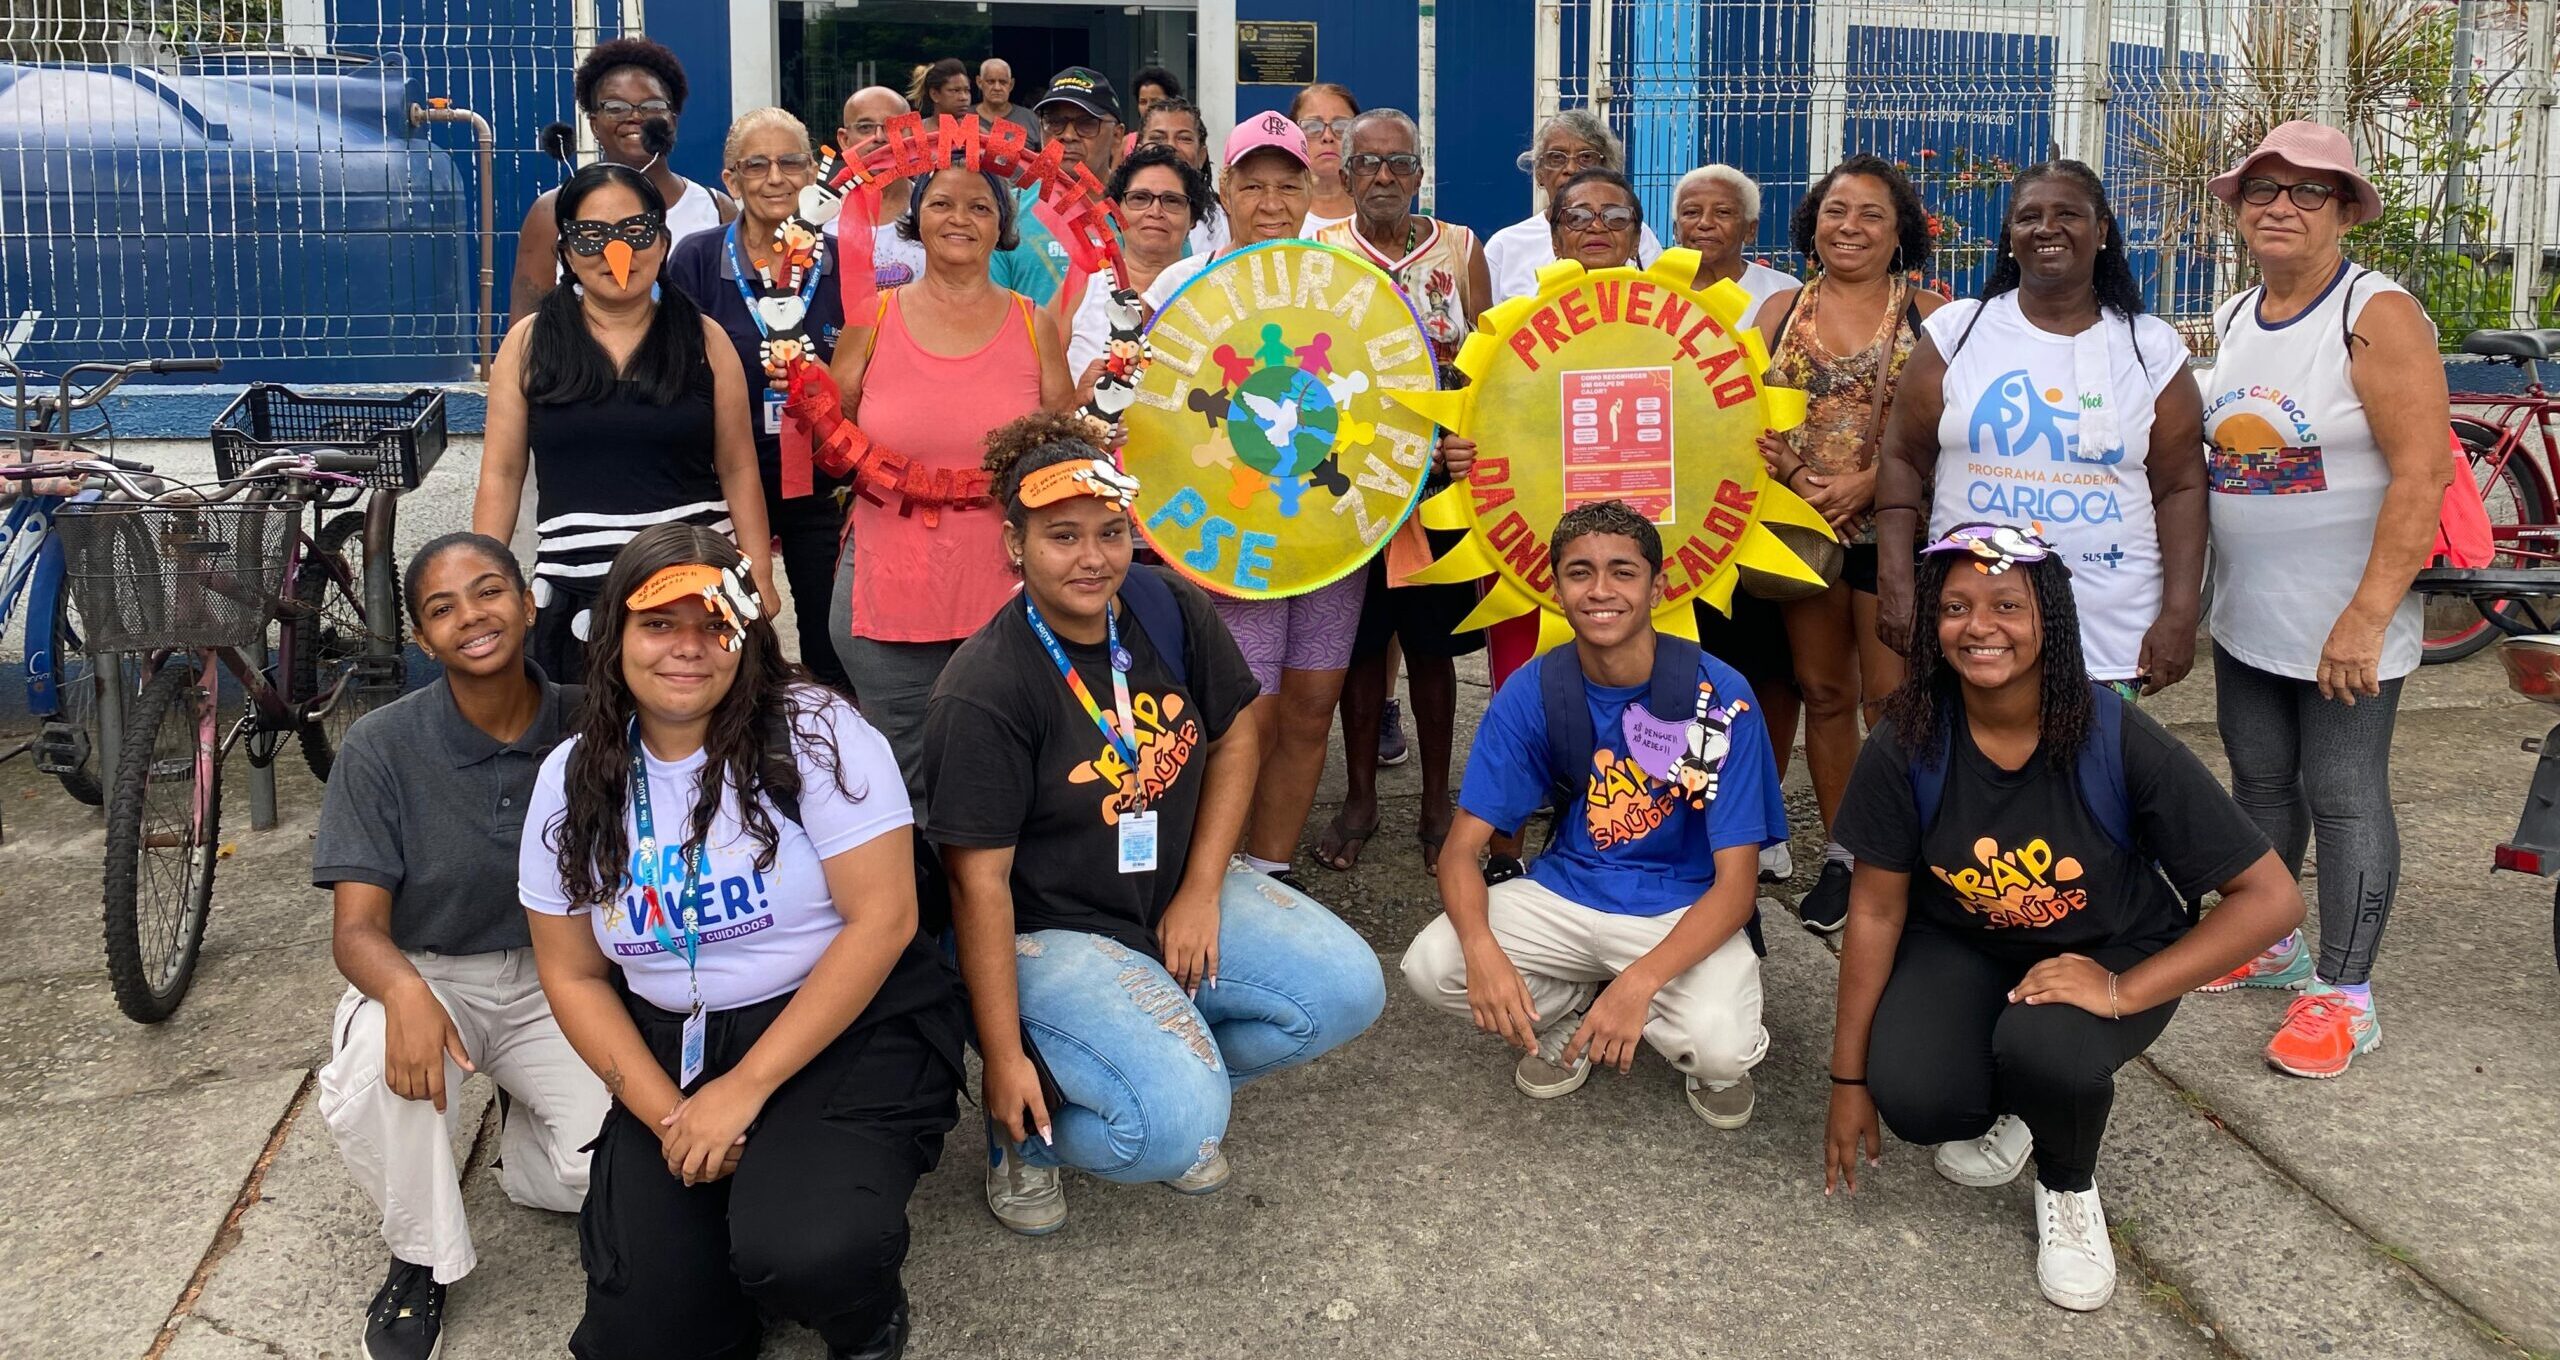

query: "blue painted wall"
xmin=1430 ymin=0 xmax=1537 ymax=240
xmin=647 ymin=4 xmax=732 ymax=191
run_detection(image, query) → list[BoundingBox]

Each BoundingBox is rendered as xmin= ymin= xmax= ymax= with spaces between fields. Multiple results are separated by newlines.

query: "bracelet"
xmin=2107 ymin=971 xmax=2121 ymax=1020
xmin=1829 ymin=1073 xmax=1868 ymax=1086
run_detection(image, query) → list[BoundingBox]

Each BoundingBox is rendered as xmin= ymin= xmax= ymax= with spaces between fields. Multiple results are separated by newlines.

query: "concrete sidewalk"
xmin=1 ymin=440 xmax=2553 ymax=1358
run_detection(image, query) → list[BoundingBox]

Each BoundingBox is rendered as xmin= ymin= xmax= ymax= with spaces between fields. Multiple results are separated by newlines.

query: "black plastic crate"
xmin=211 ymin=384 xmax=447 ymax=491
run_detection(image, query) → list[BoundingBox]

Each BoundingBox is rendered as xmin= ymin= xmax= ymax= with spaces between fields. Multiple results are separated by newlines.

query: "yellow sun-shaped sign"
xmin=1385 ymin=249 xmax=1834 ymax=655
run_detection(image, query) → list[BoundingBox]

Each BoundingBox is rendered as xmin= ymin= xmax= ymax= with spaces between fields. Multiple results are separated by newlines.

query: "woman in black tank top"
xmin=473 ymin=163 xmax=772 ymax=685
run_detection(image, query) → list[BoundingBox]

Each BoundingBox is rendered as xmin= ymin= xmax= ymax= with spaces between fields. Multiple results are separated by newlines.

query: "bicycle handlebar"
xmin=149 ymin=358 xmax=225 ymax=375
xmin=0 ymin=357 xmax=227 ymax=429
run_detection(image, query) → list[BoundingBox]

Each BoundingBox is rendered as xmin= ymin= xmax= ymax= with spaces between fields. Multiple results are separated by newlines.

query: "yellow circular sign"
xmin=1389 ymin=250 xmax=1832 ymax=651
xmin=1123 ymin=240 xmax=1442 ymax=600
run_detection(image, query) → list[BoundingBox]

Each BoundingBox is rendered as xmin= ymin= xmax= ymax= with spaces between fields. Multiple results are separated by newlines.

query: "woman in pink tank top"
xmin=831 ymin=164 xmax=1071 ymax=799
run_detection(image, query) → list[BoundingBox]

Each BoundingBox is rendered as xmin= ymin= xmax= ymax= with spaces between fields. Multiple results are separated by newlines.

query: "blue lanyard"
xmin=627 ymin=726 xmax=709 ymax=994
xmin=1023 ymin=598 xmax=1141 ymax=790
xmin=725 ymin=222 xmax=824 ymax=341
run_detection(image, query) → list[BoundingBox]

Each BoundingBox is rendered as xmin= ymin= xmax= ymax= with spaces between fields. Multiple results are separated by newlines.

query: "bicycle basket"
xmin=210 ymin=384 xmax=447 ymax=491
xmin=57 ymin=501 xmax=302 ymax=652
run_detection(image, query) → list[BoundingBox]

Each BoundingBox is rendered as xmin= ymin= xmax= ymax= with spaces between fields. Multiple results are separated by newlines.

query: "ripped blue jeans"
xmin=1006 ymin=867 xmax=1385 ymax=1184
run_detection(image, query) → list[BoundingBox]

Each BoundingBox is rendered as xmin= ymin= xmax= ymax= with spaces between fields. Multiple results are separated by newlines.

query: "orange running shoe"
xmin=2200 ymin=929 xmax=2315 ymax=993
xmin=2264 ymin=984 xmax=2379 ymax=1079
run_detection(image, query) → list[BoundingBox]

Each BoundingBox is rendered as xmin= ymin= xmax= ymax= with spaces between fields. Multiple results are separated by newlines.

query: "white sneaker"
xmin=984 ymin=1146 xmax=1067 ymax=1236
xmin=2034 ymin=1181 xmax=2118 ymax=1311
xmin=1934 ymin=1113 xmax=2032 ymax=1187
xmin=1759 ymin=841 xmax=1794 ymax=883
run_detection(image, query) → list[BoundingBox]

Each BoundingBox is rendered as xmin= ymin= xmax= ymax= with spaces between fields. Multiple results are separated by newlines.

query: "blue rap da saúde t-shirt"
xmin=1458 ymin=647 xmax=1787 ymax=916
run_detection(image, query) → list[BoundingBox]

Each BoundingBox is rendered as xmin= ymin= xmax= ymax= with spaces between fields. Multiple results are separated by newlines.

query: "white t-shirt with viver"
xmin=1924 ymin=294 xmax=2191 ymax=681
xmin=519 ymin=689 xmax=911 ymax=1012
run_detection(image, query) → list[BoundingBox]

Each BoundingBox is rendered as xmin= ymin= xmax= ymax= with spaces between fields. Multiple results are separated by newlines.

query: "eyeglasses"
xmin=1345 ymin=152 xmax=1423 ymax=178
xmin=1557 ymin=204 xmax=1637 ymax=232
xmin=559 ymin=211 xmax=666 ymax=256
xmin=1041 ymin=112 xmax=1108 ymax=139
xmin=732 ymin=153 xmax=814 ymax=178
xmin=2238 ymin=177 xmax=2341 ymax=211
xmin=843 ymin=119 xmax=886 ymax=142
xmin=1118 ymin=189 xmax=1193 ymax=216
xmin=595 ymin=98 xmax=672 ymax=121
xmin=1298 ymin=117 xmax=1355 ymax=141
xmin=1537 ymin=147 xmax=1608 ymax=173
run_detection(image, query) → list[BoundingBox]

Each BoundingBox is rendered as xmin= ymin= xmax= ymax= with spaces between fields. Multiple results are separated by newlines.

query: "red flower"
xmin=1919 ymin=148 xmax=1938 ymax=160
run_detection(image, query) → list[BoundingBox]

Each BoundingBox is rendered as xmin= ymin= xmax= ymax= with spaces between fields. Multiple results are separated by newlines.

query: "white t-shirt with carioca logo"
xmin=518 ymin=689 xmax=912 ymax=1012
xmin=1924 ymin=294 xmax=2191 ymax=681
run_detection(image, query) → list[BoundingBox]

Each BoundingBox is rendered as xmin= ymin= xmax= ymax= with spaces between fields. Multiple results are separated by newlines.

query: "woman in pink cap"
xmin=2193 ymin=121 xmax=2453 ymax=1079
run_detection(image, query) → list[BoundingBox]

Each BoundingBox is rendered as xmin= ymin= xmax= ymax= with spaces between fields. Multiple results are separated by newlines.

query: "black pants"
xmin=571 ymin=991 xmax=960 ymax=1360
xmin=1866 ymin=928 xmax=2176 ymax=1193
xmin=769 ymin=489 xmax=852 ymax=693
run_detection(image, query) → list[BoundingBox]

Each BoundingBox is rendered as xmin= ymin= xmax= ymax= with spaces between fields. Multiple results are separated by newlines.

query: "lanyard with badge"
xmin=628 ymin=724 xmax=714 ymax=1087
xmin=1023 ymin=597 xmax=1158 ymax=873
xmin=727 ymin=222 xmax=824 ymax=438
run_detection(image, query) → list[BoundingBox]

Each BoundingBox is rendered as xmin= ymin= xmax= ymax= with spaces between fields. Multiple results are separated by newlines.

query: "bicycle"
xmin=0 ymin=358 xmax=220 ymax=810
xmin=58 ymin=449 xmax=388 ymax=1023
xmin=2424 ymin=327 xmax=2560 ymax=663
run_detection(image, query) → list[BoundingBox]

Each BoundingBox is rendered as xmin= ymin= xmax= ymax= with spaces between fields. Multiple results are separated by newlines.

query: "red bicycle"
xmin=2425 ymin=327 xmax=2560 ymax=663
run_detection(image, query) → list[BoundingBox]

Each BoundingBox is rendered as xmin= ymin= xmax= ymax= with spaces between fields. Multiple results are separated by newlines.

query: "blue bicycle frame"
xmin=1 ymin=487 xmax=91 ymax=717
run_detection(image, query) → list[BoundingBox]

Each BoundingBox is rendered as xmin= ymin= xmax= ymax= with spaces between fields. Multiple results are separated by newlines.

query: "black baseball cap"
xmin=1034 ymin=66 xmax=1122 ymax=124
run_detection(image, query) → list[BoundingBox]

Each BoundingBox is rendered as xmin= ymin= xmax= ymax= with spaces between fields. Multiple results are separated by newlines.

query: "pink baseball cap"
xmin=2208 ymin=120 xmax=2382 ymax=221
xmin=1224 ymin=110 xmax=1310 ymax=168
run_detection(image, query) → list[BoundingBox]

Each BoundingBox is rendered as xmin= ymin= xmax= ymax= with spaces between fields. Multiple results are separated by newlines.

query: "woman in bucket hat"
xmin=2193 ymin=120 xmax=2453 ymax=1078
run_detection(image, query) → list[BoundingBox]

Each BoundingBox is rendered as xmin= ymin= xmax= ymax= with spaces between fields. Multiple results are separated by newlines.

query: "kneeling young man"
xmin=1402 ymin=501 xmax=1788 ymax=1125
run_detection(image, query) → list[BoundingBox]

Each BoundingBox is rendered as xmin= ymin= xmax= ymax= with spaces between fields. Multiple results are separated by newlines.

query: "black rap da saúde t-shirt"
xmin=1833 ymin=703 xmax=2270 ymax=962
xmin=922 ymin=567 xmax=1261 ymax=960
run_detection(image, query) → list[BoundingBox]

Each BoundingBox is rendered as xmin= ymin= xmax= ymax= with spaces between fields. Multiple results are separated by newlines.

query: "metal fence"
xmin=1547 ymin=0 xmax=2560 ymax=348
xmin=0 ymin=0 xmax=621 ymax=385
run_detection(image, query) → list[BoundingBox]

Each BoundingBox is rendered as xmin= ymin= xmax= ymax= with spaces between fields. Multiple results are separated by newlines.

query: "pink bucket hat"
xmin=2208 ymin=120 xmax=2383 ymax=221
xmin=1224 ymin=110 xmax=1310 ymax=168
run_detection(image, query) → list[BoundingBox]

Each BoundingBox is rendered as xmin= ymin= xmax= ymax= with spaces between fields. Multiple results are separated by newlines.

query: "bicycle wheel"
xmin=102 ymin=660 xmax=221 ymax=1024
xmin=2424 ymin=430 xmax=2551 ymax=664
xmin=292 ymin=509 xmax=401 ymax=782
xmin=45 ymin=576 xmax=107 ymax=804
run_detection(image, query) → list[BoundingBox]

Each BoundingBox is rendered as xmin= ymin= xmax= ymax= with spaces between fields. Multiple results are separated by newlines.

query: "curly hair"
xmin=1879 ymin=548 xmax=2093 ymax=773
xmin=984 ymin=411 xmax=1112 ymax=527
xmin=1946 ymin=159 xmax=2149 ymax=367
xmin=1108 ymin=142 xmax=1211 ymax=229
xmin=550 ymin=523 xmax=857 ymax=908
xmin=1789 ymin=154 xmax=1933 ymax=274
xmin=577 ymin=37 xmax=689 ymax=115
xmin=1549 ymin=500 xmax=1664 ymax=575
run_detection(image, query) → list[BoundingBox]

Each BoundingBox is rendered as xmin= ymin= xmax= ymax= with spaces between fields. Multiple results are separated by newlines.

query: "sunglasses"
xmin=2238 ymin=177 xmax=2341 ymax=211
xmin=596 ymin=98 xmax=672 ymax=120
xmin=1557 ymin=204 xmax=1637 ymax=232
xmin=1346 ymin=152 xmax=1423 ymax=178
xmin=1922 ymin=522 xmax=2065 ymax=575
xmin=1298 ymin=117 xmax=1355 ymax=141
xmin=560 ymin=211 xmax=666 ymax=256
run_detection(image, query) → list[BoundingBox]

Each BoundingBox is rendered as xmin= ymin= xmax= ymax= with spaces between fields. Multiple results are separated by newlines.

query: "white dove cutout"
xmin=755 ymin=295 xmax=808 ymax=332
xmin=1092 ymin=381 xmax=1137 ymax=416
xmin=1237 ymin=390 xmax=1302 ymax=449
xmin=796 ymin=184 xmax=842 ymax=227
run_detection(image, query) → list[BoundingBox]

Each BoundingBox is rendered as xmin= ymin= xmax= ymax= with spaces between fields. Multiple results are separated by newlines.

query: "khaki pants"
xmin=317 ymin=948 xmax=608 ymax=1283
xmin=1400 ymin=876 xmax=1768 ymax=1082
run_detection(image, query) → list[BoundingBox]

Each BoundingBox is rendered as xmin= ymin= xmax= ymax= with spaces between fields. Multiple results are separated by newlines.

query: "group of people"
xmin=310 ymin=33 xmax=2456 ymax=1360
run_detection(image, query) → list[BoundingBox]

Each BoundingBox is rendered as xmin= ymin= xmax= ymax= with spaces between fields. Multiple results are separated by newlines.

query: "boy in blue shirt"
xmin=1401 ymin=501 xmax=1787 ymax=1127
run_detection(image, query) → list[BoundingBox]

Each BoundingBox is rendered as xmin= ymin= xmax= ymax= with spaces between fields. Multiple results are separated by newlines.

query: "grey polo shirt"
xmin=312 ymin=669 xmax=581 ymax=955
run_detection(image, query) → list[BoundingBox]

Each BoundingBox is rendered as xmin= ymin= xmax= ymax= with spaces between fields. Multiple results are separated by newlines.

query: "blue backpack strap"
xmin=1648 ymin=635 xmax=1704 ymax=721
xmin=1538 ymin=647 xmax=1593 ymax=819
xmin=1117 ymin=566 xmax=1189 ymax=690
xmin=1908 ymin=694 xmax=1956 ymax=833
xmin=2076 ymin=682 xmax=2135 ymax=854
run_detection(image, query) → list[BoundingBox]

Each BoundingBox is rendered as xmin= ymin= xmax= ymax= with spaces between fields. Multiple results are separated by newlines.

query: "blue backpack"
xmin=1117 ymin=564 xmax=1190 ymax=689
xmin=1536 ymin=636 xmax=1703 ymax=820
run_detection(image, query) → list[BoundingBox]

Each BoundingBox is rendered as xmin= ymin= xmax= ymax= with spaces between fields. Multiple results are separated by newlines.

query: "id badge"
xmin=1117 ymin=810 xmax=1160 ymax=874
xmin=761 ymin=390 xmax=785 ymax=436
xmin=679 ymin=1004 xmax=707 ymax=1089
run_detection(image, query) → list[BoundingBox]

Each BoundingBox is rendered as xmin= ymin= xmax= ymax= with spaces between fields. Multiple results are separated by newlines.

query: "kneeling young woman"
xmin=1822 ymin=523 xmax=2301 ymax=1312
xmin=924 ymin=414 xmax=1386 ymax=1237
xmin=520 ymin=522 xmax=964 ymax=1360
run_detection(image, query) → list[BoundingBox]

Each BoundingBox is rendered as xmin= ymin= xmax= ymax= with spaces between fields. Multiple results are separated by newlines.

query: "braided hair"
xmin=1946 ymin=159 xmax=2147 ymax=369
xmin=1879 ymin=547 xmax=2094 ymax=773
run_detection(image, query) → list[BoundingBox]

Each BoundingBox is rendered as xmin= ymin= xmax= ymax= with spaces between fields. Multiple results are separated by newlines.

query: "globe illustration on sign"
xmin=1229 ymin=356 xmax=1340 ymax=481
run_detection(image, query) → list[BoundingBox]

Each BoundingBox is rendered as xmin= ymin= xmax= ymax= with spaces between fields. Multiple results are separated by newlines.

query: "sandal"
xmin=1417 ymin=804 xmax=1452 ymax=876
xmin=1314 ymin=810 xmax=1380 ymax=872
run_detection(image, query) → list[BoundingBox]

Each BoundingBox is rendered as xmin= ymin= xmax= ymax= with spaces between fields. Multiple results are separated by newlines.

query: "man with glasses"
xmin=826 ymin=86 xmax=928 ymax=292
xmin=1139 ymin=97 xmax=1225 ymax=254
xmin=1311 ymin=109 xmax=1492 ymax=883
xmin=509 ymin=36 xmax=734 ymax=325
xmin=1481 ymin=107 xmax=1662 ymax=305
xmin=976 ymin=57 xmax=1043 ymax=150
xmin=992 ymin=65 xmax=1127 ymax=308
